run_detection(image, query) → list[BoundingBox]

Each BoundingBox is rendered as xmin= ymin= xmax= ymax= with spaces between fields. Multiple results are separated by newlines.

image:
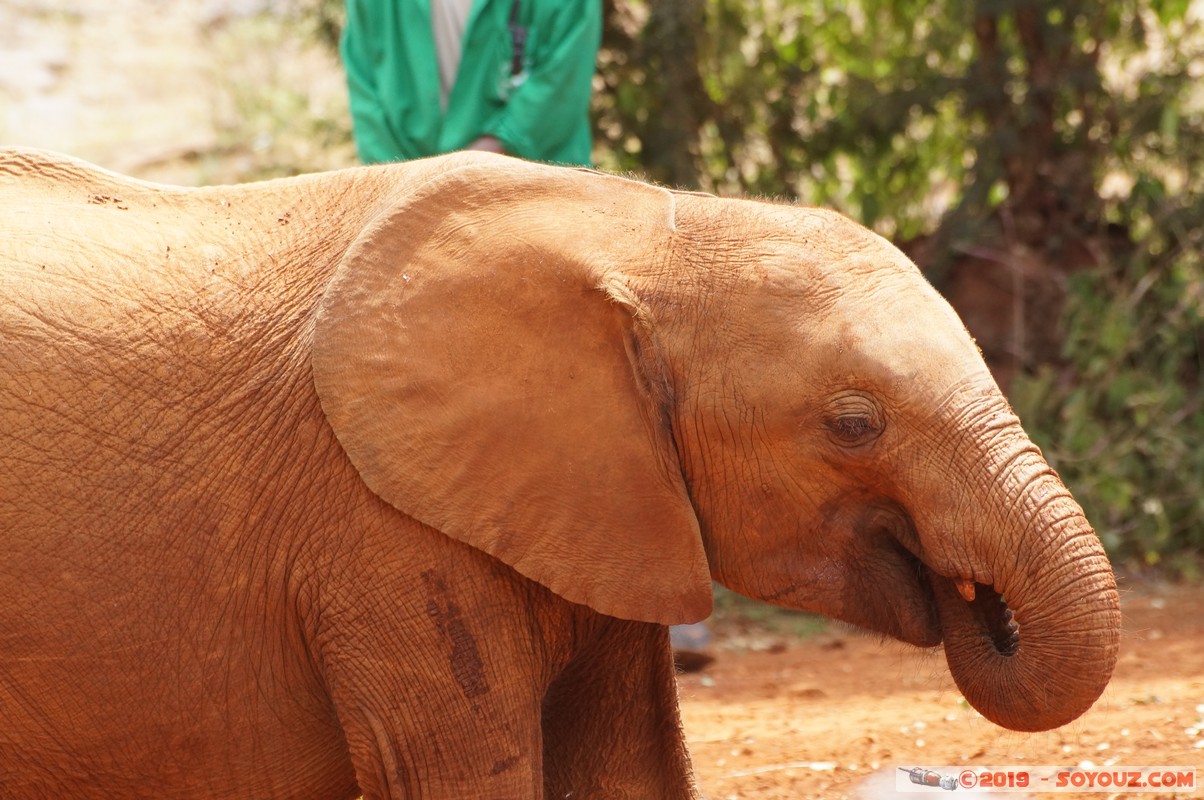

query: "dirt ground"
xmin=680 ymin=580 xmax=1204 ymax=799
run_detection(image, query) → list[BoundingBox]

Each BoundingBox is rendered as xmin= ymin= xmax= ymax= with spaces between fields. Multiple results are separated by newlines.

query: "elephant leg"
xmin=331 ymin=697 xmax=544 ymax=800
xmin=312 ymin=528 xmax=554 ymax=798
xmin=320 ymin=599 xmax=549 ymax=799
xmin=541 ymin=618 xmax=699 ymax=799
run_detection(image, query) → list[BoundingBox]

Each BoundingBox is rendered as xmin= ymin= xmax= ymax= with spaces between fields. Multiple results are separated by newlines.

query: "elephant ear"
xmin=312 ymin=156 xmax=711 ymax=624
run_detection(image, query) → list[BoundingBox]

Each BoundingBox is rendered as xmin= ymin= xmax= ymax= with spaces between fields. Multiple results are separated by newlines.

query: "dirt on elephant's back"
xmin=679 ymin=580 xmax=1204 ymax=799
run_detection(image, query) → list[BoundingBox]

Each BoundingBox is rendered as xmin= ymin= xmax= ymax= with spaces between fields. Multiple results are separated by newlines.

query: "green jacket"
xmin=342 ymin=0 xmax=601 ymax=166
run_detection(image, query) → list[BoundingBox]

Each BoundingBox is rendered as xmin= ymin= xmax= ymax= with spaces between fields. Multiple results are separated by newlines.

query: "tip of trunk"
xmin=933 ymin=565 xmax=1121 ymax=732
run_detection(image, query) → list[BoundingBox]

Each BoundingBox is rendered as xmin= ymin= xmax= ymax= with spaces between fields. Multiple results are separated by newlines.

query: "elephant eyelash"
xmin=822 ymin=389 xmax=886 ymax=448
xmin=826 ymin=414 xmax=882 ymax=445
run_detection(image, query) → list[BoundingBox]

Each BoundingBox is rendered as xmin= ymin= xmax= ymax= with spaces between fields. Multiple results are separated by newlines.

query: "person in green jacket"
xmin=341 ymin=0 xmax=601 ymax=167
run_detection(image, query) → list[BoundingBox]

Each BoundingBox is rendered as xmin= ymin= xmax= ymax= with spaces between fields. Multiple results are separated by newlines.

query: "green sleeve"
xmin=342 ymin=0 xmax=445 ymax=164
xmin=492 ymin=0 xmax=602 ymax=165
xmin=341 ymin=0 xmax=397 ymax=164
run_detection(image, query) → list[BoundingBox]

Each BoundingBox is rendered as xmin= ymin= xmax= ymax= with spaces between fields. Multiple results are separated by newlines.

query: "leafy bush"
xmin=1010 ymin=188 xmax=1204 ymax=576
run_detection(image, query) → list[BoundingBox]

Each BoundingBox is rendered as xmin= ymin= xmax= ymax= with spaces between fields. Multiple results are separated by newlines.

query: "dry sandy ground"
xmin=2 ymin=0 xmax=232 ymax=175
xmin=680 ymin=581 xmax=1203 ymax=799
xmin=0 ymin=0 xmax=353 ymax=184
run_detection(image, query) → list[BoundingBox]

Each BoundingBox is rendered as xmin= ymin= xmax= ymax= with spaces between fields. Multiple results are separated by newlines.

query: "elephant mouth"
xmin=901 ymin=559 xmax=1021 ymax=657
xmin=773 ymin=502 xmax=1024 ymax=657
xmin=953 ymin=579 xmax=1020 ymax=656
xmin=865 ymin=507 xmax=1022 ymax=657
xmin=874 ymin=531 xmax=1021 ymax=658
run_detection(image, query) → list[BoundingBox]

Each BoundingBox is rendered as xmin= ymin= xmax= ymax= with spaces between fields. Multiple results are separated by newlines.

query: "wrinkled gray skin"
xmin=0 ymin=148 xmax=1120 ymax=799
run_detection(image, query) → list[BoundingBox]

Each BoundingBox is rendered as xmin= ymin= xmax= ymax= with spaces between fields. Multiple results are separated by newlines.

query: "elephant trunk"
xmin=930 ymin=452 xmax=1121 ymax=732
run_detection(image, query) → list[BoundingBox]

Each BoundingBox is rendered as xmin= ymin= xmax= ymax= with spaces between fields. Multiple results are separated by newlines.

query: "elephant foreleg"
xmin=541 ymin=619 xmax=699 ymax=799
xmin=313 ymin=529 xmax=552 ymax=799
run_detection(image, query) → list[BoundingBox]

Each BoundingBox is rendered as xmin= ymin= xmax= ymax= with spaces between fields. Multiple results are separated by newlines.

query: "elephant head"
xmin=312 ymin=154 xmax=1120 ymax=732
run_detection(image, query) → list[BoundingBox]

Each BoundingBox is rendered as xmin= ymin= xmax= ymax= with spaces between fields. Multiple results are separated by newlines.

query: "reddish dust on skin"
xmin=678 ymin=581 xmax=1204 ymax=800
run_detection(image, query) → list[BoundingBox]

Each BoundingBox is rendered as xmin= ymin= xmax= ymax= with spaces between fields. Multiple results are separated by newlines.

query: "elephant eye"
xmin=829 ymin=414 xmax=876 ymax=442
xmin=824 ymin=392 xmax=885 ymax=448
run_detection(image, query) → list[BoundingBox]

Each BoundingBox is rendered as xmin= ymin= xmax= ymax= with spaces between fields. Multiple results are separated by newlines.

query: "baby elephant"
xmin=0 ymin=148 xmax=1119 ymax=798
